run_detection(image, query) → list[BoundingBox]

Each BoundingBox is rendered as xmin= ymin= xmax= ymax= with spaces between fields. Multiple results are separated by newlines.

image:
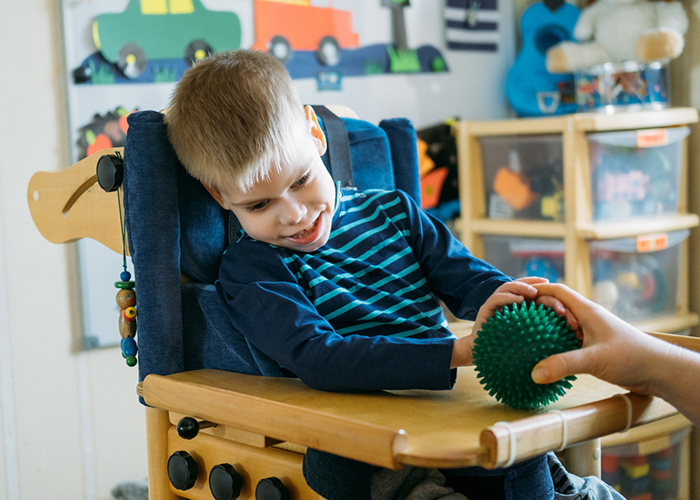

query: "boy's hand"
xmin=451 ymin=277 xmax=578 ymax=368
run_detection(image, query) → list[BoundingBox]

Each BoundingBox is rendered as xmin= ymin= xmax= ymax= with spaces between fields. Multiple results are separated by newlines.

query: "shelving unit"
xmin=455 ymin=107 xmax=700 ymax=333
xmin=600 ymin=413 xmax=692 ymax=499
xmin=454 ymin=107 xmax=699 ymax=497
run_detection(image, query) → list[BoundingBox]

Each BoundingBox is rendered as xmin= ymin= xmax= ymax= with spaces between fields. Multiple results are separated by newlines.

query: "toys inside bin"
xmin=482 ymin=236 xmax=565 ymax=283
xmin=590 ymin=231 xmax=687 ymax=322
xmin=589 ymin=127 xmax=689 ymax=221
xmin=479 ymin=135 xmax=564 ymax=221
xmin=602 ymin=426 xmax=690 ymax=500
xmin=575 ymin=61 xmax=670 ymax=113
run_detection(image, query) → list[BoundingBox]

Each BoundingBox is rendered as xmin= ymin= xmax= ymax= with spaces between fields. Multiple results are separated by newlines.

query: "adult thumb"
xmin=531 ymin=349 xmax=588 ymax=384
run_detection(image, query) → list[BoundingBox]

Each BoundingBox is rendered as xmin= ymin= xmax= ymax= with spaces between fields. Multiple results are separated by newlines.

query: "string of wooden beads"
xmin=96 ymin=151 xmax=138 ymax=367
xmin=116 ymin=270 xmax=137 ymax=366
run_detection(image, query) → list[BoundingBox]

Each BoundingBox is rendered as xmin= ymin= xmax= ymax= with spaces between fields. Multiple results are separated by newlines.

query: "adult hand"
xmin=531 ymin=283 xmax=683 ymax=395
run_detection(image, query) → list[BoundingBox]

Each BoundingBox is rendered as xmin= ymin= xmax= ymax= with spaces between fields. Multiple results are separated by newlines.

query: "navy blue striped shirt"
xmin=218 ymin=189 xmax=511 ymax=391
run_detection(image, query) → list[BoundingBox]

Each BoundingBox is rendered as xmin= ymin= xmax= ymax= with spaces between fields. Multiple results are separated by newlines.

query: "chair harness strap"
xmin=311 ymin=105 xmax=354 ymax=189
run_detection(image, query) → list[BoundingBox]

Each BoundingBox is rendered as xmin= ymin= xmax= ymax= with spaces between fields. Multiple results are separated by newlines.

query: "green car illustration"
xmin=93 ymin=0 xmax=242 ymax=78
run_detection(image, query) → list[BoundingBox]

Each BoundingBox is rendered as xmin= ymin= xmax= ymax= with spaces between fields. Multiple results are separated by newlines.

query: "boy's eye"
xmin=246 ymin=200 xmax=268 ymax=212
xmin=293 ymin=173 xmax=310 ymax=188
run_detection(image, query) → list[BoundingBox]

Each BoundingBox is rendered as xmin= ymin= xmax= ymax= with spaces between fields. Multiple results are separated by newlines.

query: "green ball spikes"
xmin=472 ymin=301 xmax=581 ymax=410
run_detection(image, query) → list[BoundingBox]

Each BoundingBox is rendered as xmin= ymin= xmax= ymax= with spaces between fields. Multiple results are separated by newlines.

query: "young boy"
xmin=164 ymin=50 xmax=613 ymax=500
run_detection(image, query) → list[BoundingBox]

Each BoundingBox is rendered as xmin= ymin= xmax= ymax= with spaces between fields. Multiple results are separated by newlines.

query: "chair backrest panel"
xmin=123 ymin=109 xmax=420 ymax=386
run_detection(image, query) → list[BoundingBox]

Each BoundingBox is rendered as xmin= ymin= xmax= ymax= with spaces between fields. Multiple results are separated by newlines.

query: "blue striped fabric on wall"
xmin=445 ymin=0 xmax=499 ymax=52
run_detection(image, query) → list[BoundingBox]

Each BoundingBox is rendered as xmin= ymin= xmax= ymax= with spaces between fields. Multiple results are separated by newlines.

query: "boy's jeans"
xmin=303 ymin=449 xmax=624 ymax=500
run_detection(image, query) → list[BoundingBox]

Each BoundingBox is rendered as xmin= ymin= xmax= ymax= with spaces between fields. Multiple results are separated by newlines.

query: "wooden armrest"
xmin=480 ymin=392 xmax=676 ymax=468
xmin=141 ymin=367 xmax=678 ymax=471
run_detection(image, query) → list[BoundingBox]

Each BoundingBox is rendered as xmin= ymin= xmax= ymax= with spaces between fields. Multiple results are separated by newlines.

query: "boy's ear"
xmin=304 ymin=105 xmax=327 ymax=156
xmin=202 ymin=183 xmax=229 ymax=210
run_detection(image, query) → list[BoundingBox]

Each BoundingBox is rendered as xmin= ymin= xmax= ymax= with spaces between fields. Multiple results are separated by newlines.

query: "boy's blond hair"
xmin=165 ymin=50 xmax=313 ymax=192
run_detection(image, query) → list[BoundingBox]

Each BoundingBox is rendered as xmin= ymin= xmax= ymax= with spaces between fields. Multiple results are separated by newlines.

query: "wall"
xmin=0 ymin=2 xmax=148 ymax=499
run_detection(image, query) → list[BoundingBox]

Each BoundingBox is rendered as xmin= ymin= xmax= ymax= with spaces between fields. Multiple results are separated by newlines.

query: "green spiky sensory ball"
xmin=472 ymin=301 xmax=581 ymax=410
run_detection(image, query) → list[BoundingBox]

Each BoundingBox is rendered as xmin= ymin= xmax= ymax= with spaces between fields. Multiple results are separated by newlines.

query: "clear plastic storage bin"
xmin=479 ymin=135 xmax=564 ymax=221
xmin=482 ymin=230 xmax=688 ymax=323
xmin=481 ymin=236 xmax=566 ymax=283
xmin=477 ymin=127 xmax=688 ymax=223
xmin=588 ymin=127 xmax=689 ymax=221
xmin=602 ymin=426 xmax=690 ymax=500
xmin=590 ymin=230 xmax=688 ymax=321
xmin=574 ymin=61 xmax=670 ymax=113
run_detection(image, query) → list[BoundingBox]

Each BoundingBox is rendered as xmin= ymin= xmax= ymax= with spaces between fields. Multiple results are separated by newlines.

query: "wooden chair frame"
xmin=28 ymin=139 xmax=700 ymax=500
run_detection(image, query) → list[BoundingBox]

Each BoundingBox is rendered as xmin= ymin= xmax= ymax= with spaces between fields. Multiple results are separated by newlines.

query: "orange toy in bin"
xmin=493 ymin=167 xmax=537 ymax=210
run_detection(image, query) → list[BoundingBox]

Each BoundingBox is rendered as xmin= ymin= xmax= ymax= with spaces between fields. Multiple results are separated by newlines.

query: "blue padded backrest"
xmin=123 ymin=110 xmax=420 ymax=384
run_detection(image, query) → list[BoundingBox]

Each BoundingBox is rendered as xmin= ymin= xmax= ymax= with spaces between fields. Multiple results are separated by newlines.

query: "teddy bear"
xmin=546 ymin=0 xmax=688 ymax=73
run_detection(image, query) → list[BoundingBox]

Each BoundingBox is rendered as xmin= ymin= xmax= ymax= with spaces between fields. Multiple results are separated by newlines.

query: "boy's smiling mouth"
xmin=288 ymin=215 xmax=321 ymax=242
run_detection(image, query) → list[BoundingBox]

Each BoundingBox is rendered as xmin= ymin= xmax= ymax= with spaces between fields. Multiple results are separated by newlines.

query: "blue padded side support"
xmin=123 ymin=111 xmax=185 ymax=381
xmin=177 ymin=165 xmax=227 ymax=283
xmin=379 ymin=118 xmax=421 ymax=204
xmin=181 ymin=283 xmax=274 ymax=376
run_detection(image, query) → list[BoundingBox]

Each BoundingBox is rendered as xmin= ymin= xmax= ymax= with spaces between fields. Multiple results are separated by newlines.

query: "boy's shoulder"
xmin=337 ymin=188 xmax=420 ymax=223
xmin=338 ymin=187 xmax=414 ymax=209
xmin=219 ymin=237 xmax=293 ymax=283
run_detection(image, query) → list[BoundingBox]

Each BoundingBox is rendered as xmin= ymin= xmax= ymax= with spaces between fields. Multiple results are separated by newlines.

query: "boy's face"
xmin=207 ymin=110 xmax=336 ymax=252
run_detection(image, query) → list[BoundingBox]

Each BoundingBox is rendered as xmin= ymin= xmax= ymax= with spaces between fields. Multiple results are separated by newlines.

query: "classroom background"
xmin=3 ymin=1 xmax=700 ymax=499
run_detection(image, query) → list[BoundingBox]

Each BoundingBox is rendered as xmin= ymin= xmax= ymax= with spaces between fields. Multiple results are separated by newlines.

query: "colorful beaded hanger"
xmin=97 ymin=151 xmax=138 ymax=366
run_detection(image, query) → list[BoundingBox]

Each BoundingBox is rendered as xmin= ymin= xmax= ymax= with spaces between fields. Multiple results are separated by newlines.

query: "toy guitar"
xmin=505 ymin=0 xmax=580 ymax=117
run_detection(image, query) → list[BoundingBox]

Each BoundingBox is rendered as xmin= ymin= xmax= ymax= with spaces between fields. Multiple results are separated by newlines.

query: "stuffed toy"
xmin=546 ymin=0 xmax=688 ymax=73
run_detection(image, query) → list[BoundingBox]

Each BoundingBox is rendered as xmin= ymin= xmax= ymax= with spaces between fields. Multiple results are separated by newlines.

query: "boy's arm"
xmin=395 ymin=191 xmax=514 ymax=320
xmin=218 ymin=241 xmax=456 ymax=392
xmin=395 ymin=193 xmax=578 ymax=365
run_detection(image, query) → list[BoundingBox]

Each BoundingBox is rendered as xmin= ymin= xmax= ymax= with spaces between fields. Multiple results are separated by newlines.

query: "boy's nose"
xmin=278 ymin=198 xmax=306 ymax=225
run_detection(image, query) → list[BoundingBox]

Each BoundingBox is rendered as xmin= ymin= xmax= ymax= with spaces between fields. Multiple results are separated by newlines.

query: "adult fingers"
xmin=533 ymin=283 xmax=597 ymax=320
xmin=514 ymin=276 xmax=550 ymax=285
xmin=534 ymin=294 xmax=580 ymax=331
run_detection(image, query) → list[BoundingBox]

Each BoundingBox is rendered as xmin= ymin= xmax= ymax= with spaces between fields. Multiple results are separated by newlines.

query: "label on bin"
xmin=636 ymin=129 xmax=668 ymax=148
xmin=636 ymin=233 xmax=668 ymax=252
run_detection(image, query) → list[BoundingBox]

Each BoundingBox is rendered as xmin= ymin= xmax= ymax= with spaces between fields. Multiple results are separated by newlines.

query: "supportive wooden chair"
xmin=28 ymin=107 xmax=695 ymax=500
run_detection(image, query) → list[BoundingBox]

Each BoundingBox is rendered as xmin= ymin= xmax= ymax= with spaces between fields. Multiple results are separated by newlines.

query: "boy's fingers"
xmin=501 ymin=281 xmax=541 ymax=299
xmin=497 ymin=293 xmax=530 ymax=304
xmin=533 ymin=295 xmax=579 ymax=330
